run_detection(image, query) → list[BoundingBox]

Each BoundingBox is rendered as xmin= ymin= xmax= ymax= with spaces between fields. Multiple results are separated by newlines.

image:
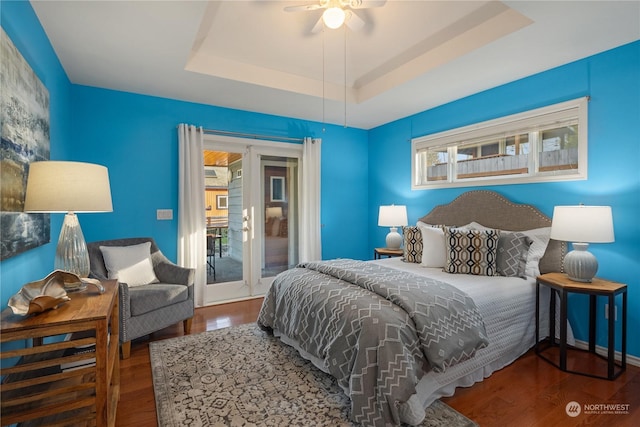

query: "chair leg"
xmin=207 ymin=253 xmax=216 ymax=280
xmin=121 ymin=341 xmax=131 ymax=359
xmin=184 ymin=317 xmax=193 ymax=335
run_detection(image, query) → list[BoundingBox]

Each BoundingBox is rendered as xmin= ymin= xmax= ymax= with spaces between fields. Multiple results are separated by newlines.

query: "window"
xmin=412 ymin=97 xmax=588 ymax=189
xmin=270 ymin=176 xmax=285 ymax=202
xmin=216 ymin=195 xmax=228 ymax=210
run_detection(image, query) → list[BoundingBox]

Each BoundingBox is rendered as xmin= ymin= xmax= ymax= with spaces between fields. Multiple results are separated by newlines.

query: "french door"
xmin=202 ymin=136 xmax=302 ymax=305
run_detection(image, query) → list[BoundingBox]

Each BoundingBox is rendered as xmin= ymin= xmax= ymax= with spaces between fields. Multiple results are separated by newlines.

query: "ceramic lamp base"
xmin=385 ymin=227 xmax=402 ymax=250
xmin=564 ymin=242 xmax=598 ymax=283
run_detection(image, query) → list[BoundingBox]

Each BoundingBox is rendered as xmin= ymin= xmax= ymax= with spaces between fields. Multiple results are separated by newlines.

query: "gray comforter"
xmin=257 ymin=259 xmax=488 ymax=426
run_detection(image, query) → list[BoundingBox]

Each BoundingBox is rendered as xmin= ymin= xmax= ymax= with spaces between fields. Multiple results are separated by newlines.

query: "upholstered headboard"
xmin=418 ymin=190 xmax=565 ymax=274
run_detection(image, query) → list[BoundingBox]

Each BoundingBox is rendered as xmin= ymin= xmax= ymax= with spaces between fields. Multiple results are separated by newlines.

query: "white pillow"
xmin=465 ymin=221 xmax=491 ymax=231
xmin=417 ymin=223 xmax=446 ymax=268
xmin=100 ymin=242 xmax=159 ymax=287
xmin=519 ymin=227 xmax=552 ymax=278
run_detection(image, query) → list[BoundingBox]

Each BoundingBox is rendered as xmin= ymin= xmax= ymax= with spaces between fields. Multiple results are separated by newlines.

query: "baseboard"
xmin=573 ymin=339 xmax=640 ymax=367
xmin=201 ymin=295 xmax=264 ymax=307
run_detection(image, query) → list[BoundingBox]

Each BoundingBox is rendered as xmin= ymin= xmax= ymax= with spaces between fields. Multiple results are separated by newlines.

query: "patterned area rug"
xmin=150 ymin=323 xmax=477 ymax=427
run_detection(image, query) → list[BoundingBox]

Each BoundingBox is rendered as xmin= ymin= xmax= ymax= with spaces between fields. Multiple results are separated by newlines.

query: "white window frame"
xmin=216 ymin=194 xmax=228 ymax=210
xmin=270 ymin=176 xmax=285 ymax=202
xmin=411 ymin=97 xmax=588 ymax=190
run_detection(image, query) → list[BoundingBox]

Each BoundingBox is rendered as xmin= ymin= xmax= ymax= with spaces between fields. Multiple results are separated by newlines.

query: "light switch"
xmin=157 ymin=209 xmax=173 ymax=220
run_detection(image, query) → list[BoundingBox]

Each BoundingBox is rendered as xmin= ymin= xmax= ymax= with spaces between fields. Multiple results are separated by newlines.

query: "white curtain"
xmin=177 ymin=124 xmax=206 ymax=307
xmin=300 ymin=137 xmax=322 ymax=262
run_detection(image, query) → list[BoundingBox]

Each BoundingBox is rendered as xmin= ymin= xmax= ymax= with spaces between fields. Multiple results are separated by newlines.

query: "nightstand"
xmin=1 ymin=281 xmax=119 ymax=426
xmin=374 ymin=247 xmax=404 ymax=260
xmin=535 ymin=272 xmax=627 ymax=380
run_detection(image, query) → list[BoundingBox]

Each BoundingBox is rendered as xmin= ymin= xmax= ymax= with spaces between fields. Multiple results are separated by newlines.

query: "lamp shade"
xmin=24 ymin=161 xmax=113 ymax=213
xmin=549 ymin=206 xmax=614 ymax=243
xmin=266 ymin=206 xmax=283 ymax=219
xmin=24 ymin=161 xmax=113 ymax=281
xmin=550 ymin=205 xmax=614 ymax=282
xmin=378 ymin=205 xmax=408 ymax=227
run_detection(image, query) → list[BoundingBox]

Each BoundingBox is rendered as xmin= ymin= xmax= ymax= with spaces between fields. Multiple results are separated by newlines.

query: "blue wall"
xmin=368 ymin=41 xmax=640 ymax=358
xmin=67 ymin=86 xmax=369 ymax=262
xmin=0 ymin=1 xmax=72 ymax=307
xmin=1 ymin=2 xmax=638 ymax=359
xmin=1 ymin=1 xmax=370 ymax=309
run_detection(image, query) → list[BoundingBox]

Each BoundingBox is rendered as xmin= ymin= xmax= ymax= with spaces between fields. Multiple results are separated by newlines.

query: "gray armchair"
xmin=87 ymin=237 xmax=194 ymax=359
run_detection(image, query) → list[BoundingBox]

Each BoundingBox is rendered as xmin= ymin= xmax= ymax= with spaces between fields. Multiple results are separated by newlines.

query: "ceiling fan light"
xmin=323 ymin=7 xmax=346 ymax=29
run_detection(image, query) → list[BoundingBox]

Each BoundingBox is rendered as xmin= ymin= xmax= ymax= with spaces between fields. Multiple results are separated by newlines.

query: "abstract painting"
xmin=1 ymin=28 xmax=50 ymax=260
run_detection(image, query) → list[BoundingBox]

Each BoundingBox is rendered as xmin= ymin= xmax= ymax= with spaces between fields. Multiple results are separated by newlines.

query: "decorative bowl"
xmin=8 ymin=270 xmax=75 ymax=316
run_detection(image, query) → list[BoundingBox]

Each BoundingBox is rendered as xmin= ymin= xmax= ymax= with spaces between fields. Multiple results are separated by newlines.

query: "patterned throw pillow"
xmin=444 ymin=227 xmax=500 ymax=276
xmin=402 ymin=226 xmax=423 ymax=263
xmin=497 ymin=232 xmax=533 ymax=278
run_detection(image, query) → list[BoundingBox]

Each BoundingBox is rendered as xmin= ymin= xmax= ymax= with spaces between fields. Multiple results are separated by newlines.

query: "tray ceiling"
xmin=31 ymin=1 xmax=640 ymax=129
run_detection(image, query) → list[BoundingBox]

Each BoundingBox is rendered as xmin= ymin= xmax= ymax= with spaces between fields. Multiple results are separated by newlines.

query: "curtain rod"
xmin=177 ymin=125 xmax=305 ymax=143
xmin=188 ymin=126 xmax=306 ymax=143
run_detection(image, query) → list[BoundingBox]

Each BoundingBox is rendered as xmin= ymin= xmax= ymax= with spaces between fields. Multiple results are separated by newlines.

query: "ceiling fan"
xmin=284 ymin=0 xmax=386 ymax=33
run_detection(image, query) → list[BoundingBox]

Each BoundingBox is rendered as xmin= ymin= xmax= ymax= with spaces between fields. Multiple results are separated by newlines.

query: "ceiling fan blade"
xmin=345 ymin=10 xmax=365 ymax=32
xmin=284 ymin=4 xmax=325 ymax=12
xmin=310 ymin=16 xmax=324 ymax=34
xmin=348 ymin=0 xmax=386 ymax=9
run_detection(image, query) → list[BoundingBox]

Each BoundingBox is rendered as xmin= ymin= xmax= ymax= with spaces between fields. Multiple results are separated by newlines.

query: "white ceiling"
xmin=31 ymin=1 xmax=640 ymax=130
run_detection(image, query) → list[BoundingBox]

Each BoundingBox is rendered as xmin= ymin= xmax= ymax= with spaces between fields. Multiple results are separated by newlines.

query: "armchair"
xmin=87 ymin=237 xmax=194 ymax=359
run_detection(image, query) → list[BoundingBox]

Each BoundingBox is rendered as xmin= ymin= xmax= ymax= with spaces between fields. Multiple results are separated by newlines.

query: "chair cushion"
xmin=100 ymin=242 xmax=159 ymax=287
xmin=128 ymin=283 xmax=189 ymax=317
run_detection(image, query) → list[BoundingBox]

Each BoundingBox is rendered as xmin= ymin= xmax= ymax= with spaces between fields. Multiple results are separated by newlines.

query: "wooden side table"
xmin=1 ymin=280 xmax=119 ymax=426
xmin=535 ymin=272 xmax=627 ymax=380
xmin=374 ymin=247 xmax=404 ymax=260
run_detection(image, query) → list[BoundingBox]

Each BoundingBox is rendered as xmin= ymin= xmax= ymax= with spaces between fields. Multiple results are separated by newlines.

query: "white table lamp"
xmin=24 ymin=161 xmax=113 ymax=282
xmin=266 ymin=206 xmax=283 ymax=219
xmin=550 ymin=205 xmax=614 ymax=283
xmin=378 ymin=205 xmax=408 ymax=250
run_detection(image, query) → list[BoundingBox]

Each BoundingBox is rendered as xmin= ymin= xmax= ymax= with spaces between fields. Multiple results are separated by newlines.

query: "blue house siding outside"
xmin=1 ymin=2 xmax=638 ymax=360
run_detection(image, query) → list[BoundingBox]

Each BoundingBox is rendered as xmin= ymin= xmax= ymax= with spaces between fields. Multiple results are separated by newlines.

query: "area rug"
xmin=150 ymin=323 xmax=477 ymax=427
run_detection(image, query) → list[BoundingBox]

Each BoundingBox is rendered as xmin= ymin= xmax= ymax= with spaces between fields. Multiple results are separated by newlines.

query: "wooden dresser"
xmin=1 ymin=280 xmax=119 ymax=426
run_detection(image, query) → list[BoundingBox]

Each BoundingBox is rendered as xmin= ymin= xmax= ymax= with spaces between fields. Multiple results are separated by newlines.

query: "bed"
xmin=257 ymin=190 xmax=571 ymax=426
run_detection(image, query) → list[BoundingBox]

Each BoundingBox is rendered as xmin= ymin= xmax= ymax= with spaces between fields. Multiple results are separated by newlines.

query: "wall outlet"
xmin=604 ymin=304 xmax=618 ymax=321
xmin=156 ymin=209 xmax=173 ymax=220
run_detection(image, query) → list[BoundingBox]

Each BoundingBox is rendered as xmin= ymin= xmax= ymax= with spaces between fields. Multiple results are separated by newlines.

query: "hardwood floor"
xmin=116 ymin=298 xmax=639 ymax=427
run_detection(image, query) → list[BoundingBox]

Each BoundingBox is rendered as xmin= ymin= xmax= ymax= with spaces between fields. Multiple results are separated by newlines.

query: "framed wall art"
xmin=0 ymin=28 xmax=51 ymax=260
